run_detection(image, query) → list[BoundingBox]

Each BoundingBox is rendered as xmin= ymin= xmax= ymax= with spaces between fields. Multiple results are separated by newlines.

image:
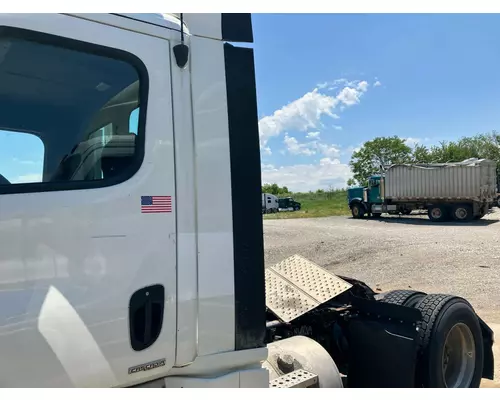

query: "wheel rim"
xmin=454 ymin=207 xmax=468 ymax=220
xmin=441 ymin=322 xmax=476 ymax=388
xmin=431 ymin=208 xmax=442 ymax=219
xmin=353 ymin=206 xmax=359 ymax=216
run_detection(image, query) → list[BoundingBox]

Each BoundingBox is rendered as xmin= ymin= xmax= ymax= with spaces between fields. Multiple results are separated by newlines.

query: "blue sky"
xmin=2 ymin=14 xmax=500 ymax=191
xmin=254 ymin=13 xmax=500 ymax=191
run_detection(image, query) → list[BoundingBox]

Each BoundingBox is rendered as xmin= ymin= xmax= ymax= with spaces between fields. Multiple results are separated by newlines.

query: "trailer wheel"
xmin=351 ymin=203 xmax=365 ymax=219
xmin=428 ymin=205 xmax=448 ymax=222
xmin=414 ymin=294 xmax=484 ymax=388
xmin=379 ymin=289 xmax=426 ymax=308
xmin=451 ymin=204 xmax=473 ymax=222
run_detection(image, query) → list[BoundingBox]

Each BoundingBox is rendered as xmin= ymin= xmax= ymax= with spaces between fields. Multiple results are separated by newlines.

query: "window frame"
xmin=0 ymin=26 xmax=149 ymax=196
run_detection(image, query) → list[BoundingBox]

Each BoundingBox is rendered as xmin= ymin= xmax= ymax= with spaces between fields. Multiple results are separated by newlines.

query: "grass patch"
xmin=263 ymin=190 xmax=351 ymax=220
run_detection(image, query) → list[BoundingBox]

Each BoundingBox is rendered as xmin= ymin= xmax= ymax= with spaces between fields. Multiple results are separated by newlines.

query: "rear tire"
xmin=414 ymin=294 xmax=484 ymax=388
xmin=351 ymin=203 xmax=365 ymax=219
xmin=451 ymin=204 xmax=473 ymax=222
xmin=379 ymin=289 xmax=426 ymax=307
xmin=428 ymin=205 xmax=448 ymax=222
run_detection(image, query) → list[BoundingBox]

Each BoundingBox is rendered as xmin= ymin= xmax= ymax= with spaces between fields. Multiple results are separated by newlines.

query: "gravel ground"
xmin=264 ymin=208 xmax=500 ymax=322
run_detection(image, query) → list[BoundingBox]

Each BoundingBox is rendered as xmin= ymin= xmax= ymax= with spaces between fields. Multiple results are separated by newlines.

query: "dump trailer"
xmin=348 ymin=159 xmax=497 ymax=222
xmin=0 ymin=13 xmax=493 ymax=388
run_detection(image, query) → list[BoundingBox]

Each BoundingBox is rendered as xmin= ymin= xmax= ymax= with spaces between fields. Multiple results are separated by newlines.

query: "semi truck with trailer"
xmin=347 ymin=159 xmax=497 ymax=222
xmin=0 ymin=13 xmax=494 ymax=388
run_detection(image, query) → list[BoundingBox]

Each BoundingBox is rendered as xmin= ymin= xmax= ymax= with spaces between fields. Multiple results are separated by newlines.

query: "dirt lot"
xmin=263 ymin=208 xmax=500 ymax=322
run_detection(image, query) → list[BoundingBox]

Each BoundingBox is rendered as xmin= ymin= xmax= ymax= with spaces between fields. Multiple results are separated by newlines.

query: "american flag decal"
xmin=141 ymin=196 xmax=172 ymax=213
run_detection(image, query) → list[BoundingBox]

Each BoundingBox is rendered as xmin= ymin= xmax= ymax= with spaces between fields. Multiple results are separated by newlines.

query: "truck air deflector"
xmin=224 ymin=42 xmax=266 ymax=351
xmin=222 ymin=13 xmax=253 ymax=43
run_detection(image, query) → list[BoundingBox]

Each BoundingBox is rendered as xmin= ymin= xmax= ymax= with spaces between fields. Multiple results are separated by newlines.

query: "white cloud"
xmin=258 ymin=88 xmax=339 ymax=149
xmin=374 ymin=80 xmax=382 ymax=87
xmin=326 ymin=79 xmax=361 ymax=91
xmin=336 ymin=81 xmax=369 ymax=106
xmin=317 ymin=143 xmax=341 ymax=158
xmin=261 ymin=158 xmax=352 ymax=192
xmin=12 ymin=158 xmax=38 ymax=165
xmin=283 ymin=135 xmax=341 ymax=158
xmin=320 ymin=157 xmax=341 ymax=166
xmin=306 ymin=131 xmax=320 ymax=139
xmin=262 ymin=146 xmax=272 ymax=156
xmin=284 ymin=134 xmax=316 ymax=156
xmin=357 ymin=81 xmax=369 ymax=92
xmin=336 ymin=87 xmax=360 ymax=106
xmin=333 ymin=125 xmax=343 ymax=131
xmin=404 ymin=137 xmax=421 ymax=147
xmin=12 ymin=173 xmax=42 ymax=184
xmin=258 ymin=78 xmax=373 ymax=151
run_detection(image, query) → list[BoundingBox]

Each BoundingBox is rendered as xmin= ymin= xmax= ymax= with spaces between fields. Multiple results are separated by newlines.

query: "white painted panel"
xmin=181 ymin=13 xmax=222 ymax=41
xmin=170 ymin=33 xmax=198 ymax=366
xmin=0 ymin=13 xmax=177 ymax=387
xmin=190 ymin=35 xmax=235 ymax=356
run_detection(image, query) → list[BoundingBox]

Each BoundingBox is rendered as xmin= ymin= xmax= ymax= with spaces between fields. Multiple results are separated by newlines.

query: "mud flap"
xmin=346 ymin=297 xmax=422 ymax=388
xmin=478 ymin=316 xmax=495 ymax=380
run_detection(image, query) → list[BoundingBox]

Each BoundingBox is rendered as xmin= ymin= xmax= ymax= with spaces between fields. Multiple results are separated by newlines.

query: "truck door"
xmin=368 ymin=178 xmax=382 ymax=204
xmin=0 ymin=14 xmax=176 ymax=387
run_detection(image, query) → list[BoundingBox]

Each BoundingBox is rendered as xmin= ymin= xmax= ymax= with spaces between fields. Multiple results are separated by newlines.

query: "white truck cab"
xmin=262 ymin=193 xmax=279 ymax=213
xmin=0 ymin=13 xmax=267 ymax=388
xmin=0 ymin=13 xmax=494 ymax=389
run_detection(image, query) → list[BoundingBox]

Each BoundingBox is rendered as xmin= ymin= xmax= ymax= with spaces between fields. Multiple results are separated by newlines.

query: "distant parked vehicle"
xmin=262 ymin=193 xmax=279 ymax=214
xmin=278 ymin=197 xmax=301 ymax=211
xmin=347 ymin=158 xmax=497 ymax=222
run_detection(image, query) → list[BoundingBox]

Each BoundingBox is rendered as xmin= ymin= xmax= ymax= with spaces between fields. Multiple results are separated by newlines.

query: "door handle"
xmin=129 ymin=284 xmax=165 ymax=351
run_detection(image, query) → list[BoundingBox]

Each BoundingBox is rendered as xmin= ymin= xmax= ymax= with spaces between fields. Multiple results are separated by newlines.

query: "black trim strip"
xmin=0 ymin=26 xmax=149 ymax=196
xmin=222 ymin=14 xmax=253 ymax=43
xmin=224 ymin=42 xmax=266 ymax=351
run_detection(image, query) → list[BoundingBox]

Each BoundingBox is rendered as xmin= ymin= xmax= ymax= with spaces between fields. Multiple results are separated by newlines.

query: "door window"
xmin=0 ymin=28 xmax=147 ymax=194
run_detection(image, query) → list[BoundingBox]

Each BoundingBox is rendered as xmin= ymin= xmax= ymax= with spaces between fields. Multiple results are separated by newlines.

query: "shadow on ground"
xmin=350 ymin=213 xmax=499 ymax=227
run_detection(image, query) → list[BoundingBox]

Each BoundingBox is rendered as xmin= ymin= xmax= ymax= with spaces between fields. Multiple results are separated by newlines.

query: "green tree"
xmin=426 ymin=132 xmax=500 ymax=163
xmin=412 ymin=144 xmax=433 ymax=163
xmin=262 ymin=183 xmax=290 ymax=195
xmin=349 ymin=136 xmax=413 ymax=186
